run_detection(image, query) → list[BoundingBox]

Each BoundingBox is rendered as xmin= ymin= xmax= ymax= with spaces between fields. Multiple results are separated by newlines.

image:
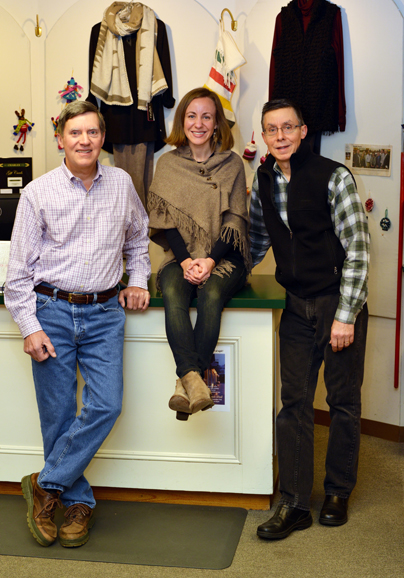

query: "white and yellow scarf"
xmin=90 ymin=2 xmax=168 ymax=109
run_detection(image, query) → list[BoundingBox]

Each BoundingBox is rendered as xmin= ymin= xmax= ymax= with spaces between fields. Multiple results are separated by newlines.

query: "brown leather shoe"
xmin=21 ymin=472 xmax=61 ymax=547
xmin=181 ymin=371 xmax=214 ymax=413
xmin=169 ymin=379 xmax=191 ymax=421
xmin=59 ymin=503 xmax=95 ymax=547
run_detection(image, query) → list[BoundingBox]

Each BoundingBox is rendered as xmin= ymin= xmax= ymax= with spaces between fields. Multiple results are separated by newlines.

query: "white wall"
xmin=0 ymin=0 xmax=403 ymax=428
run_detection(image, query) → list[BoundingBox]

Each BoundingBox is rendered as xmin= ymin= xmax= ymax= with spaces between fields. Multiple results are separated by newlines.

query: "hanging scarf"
xmin=90 ymin=2 xmax=168 ymax=109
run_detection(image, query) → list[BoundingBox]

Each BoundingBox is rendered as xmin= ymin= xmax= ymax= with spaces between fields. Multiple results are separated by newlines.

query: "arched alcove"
xmin=45 ymin=0 xmax=219 ymax=171
xmin=0 ymin=6 xmax=32 ymax=157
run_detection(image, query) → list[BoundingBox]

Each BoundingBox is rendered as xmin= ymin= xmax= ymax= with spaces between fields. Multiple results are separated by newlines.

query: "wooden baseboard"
xmin=314 ymin=409 xmax=404 ymax=442
xmin=0 ymin=482 xmax=272 ymax=510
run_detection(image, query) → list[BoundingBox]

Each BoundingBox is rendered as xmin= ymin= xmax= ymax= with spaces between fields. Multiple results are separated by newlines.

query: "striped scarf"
xmin=90 ymin=2 xmax=168 ymax=109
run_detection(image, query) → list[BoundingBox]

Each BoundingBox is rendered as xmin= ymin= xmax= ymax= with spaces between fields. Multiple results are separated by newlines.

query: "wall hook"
xmin=35 ymin=15 xmax=42 ymax=37
xmin=221 ymin=8 xmax=237 ymax=31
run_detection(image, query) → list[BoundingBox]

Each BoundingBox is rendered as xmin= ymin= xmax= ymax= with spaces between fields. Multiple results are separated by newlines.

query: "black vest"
xmin=257 ymin=141 xmax=347 ymax=298
xmin=272 ymin=0 xmax=340 ymax=134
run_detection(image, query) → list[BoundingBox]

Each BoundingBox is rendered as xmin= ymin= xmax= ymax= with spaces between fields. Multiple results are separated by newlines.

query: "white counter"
xmin=0 ymin=276 xmax=284 ymax=499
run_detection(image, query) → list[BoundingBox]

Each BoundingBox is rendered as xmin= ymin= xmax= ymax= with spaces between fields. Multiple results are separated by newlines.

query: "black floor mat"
xmin=0 ymin=495 xmax=247 ymax=570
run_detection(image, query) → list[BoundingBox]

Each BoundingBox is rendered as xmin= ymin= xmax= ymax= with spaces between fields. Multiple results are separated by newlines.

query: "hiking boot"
xmin=21 ymin=472 xmax=61 ymax=547
xmin=59 ymin=503 xmax=95 ymax=547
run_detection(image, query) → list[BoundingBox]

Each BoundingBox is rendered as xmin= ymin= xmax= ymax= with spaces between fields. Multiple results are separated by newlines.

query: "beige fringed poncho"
xmin=148 ymin=145 xmax=251 ymax=286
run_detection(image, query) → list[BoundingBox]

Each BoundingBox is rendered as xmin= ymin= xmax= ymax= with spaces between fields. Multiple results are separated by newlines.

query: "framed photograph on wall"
xmin=345 ymin=144 xmax=392 ymax=177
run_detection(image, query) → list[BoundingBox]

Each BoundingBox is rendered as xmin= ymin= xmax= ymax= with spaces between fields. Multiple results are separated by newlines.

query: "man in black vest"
xmin=250 ymin=99 xmax=369 ymax=540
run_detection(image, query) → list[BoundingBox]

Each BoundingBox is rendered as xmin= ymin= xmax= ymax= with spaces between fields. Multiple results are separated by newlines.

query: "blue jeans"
xmin=32 ymin=287 xmax=126 ymax=508
xmin=277 ymin=292 xmax=368 ymax=510
xmin=159 ymin=258 xmax=247 ymax=378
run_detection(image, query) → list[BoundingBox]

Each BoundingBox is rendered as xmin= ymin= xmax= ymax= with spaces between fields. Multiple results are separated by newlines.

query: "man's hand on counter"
xmin=24 ymin=330 xmax=57 ymax=362
xmin=119 ymin=286 xmax=150 ymax=311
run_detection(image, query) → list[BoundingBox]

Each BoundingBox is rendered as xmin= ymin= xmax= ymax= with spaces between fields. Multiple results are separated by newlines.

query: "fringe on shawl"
xmin=219 ymin=225 xmax=252 ymax=274
xmin=149 ymin=192 xmax=252 ymax=291
xmin=209 ymin=259 xmax=235 ymax=282
xmin=148 ymin=190 xmax=213 ymax=254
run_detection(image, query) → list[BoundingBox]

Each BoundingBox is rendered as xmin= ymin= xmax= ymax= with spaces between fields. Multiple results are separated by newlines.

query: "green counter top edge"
xmin=145 ymin=273 xmax=285 ymax=309
xmin=0 ymin=274 xmax=286 ymax=310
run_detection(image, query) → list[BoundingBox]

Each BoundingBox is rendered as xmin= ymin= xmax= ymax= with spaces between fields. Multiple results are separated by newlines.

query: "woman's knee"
xmin=199 ymin=283 xmax=223 ymax=304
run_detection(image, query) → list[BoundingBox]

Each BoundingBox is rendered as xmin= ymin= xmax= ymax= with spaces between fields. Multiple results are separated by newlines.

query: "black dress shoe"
xmin=319 ymin=495 xmax=348 ymax=526
xmin=257 ymin=504 xmax=312 ymax=540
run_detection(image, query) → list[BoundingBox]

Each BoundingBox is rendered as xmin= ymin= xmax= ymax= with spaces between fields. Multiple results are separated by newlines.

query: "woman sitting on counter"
xmin=148 ymin=87 xmax=251 ymax=420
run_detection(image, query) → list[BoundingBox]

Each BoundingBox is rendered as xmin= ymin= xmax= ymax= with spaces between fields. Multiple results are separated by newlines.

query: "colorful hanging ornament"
xmin=243 ymin=132 xmax=257 ymax=161
xmin=365 ymin=193 xmax=374 ymax=212
xmin=260 ymin=152 xmax=268 ymax=165
xmin=51 ymin=116 xmax=59 ymax=136
xmin=13 ymin=109 xmax=35 ymax=151
xmin=380 ymin=209 xmax=391 ymax=231
xmin=51 ymin=116 xmax=63 ymax=150
xmin=58 ymin=77 xmax=83 ymax=104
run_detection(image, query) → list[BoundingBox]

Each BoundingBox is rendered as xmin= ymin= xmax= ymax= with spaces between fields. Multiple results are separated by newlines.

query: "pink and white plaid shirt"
xmin=5 ymin=160 xmax=151 ymax=338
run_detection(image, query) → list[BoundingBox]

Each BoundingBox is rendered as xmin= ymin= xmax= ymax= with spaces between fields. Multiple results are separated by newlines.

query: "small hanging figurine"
xmin=51 ymin=74 xmax=82 ymax=150
xmin=51 ymin=116 xmax=59 ymax=136
xmin=365 ymin=192 xmax=374 ymax=213
xmin=380 ymin=209 xmax=391 ymax=231
xmin=58 ymin=76 xmax=83 ymax=104
xmin=51 ymin=116 xmax=63 ymax=150
xmin=13 ymin=109 xmax=35 ymax=151
xmin=243 ymin=132 xmax=257 ymax=161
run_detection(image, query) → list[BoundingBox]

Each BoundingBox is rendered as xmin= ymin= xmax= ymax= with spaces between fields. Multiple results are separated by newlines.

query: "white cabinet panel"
xmin=0 ymin=305 xmax=279 ymax=495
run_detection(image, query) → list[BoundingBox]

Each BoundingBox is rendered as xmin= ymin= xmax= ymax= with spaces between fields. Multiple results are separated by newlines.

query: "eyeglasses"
xmin=264 ymin=124 xmax=302 ymax=137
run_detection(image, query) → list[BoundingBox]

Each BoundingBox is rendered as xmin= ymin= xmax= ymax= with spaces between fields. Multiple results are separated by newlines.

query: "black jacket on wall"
xmin=87 ymin=19 xmax=175 ymax=154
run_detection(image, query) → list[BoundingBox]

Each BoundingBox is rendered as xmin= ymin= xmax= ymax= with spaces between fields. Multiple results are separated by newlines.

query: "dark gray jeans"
xmin=159 ymin=257 xmax=247 ymax=378
xmin=277 ymin=291 xmax=368 ymax=510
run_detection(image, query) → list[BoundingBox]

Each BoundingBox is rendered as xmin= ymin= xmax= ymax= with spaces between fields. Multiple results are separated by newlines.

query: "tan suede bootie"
xmin=181 ymin=371 xmax=214 ymax=414
xmin=169 ymin=379 xmax=191 ymax=421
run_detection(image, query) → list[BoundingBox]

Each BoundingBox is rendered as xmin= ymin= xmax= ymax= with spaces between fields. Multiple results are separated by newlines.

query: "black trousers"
xmin=277 ymin=291 xmax=368 ymax=510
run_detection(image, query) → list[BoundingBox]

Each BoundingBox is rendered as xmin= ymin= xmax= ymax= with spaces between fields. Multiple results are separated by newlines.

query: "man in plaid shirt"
xmin=252 ymin=99 xmax=369 ymax=541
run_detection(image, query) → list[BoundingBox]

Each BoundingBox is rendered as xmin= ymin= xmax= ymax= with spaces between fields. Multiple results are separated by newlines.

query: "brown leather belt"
xmin=34 ymin=284 xmax=118 ymax=304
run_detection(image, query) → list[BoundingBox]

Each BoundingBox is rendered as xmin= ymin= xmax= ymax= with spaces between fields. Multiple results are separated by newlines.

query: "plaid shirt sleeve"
xmin=249 ymin=171 xmax=272 ymax=267
xmin=329 ymin=167 xmax=370 ymax=324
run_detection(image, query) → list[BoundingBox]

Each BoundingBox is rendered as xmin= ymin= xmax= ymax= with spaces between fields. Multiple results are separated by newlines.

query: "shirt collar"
xmin=273 ymin=162 xmax=287 ymax=180
xmin=61 ymin=158 xmax=103 ymax=184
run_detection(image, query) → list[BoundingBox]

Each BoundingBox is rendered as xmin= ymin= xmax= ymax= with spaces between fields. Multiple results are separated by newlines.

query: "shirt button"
xmin=199 ymin=168 xmax=205 ymax=174
xmin=211 ymin=184 xmax=217 ymax=189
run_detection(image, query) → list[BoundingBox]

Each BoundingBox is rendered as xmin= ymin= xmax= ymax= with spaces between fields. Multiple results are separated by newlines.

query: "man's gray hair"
xmin=57 ymin=101 xmax=106 ymax=136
